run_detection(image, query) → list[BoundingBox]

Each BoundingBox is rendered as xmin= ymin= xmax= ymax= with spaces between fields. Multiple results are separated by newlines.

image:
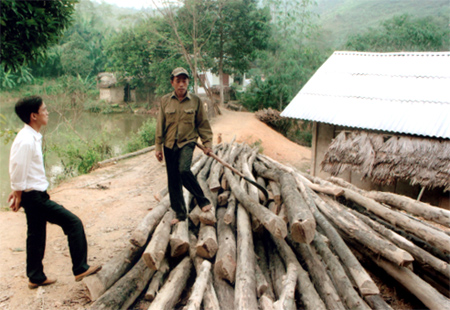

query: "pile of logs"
xmin=86 ymin=141 xmax=450 ymax=310
xmin=255 ymin=108 xmax=292 ymax=136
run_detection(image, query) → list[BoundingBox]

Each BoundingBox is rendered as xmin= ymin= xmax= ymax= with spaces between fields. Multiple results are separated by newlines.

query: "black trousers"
xmin=21 ymin=191 xmax=90 ymax=283
xmin=164 ymin=142 xmax=210 ymax=220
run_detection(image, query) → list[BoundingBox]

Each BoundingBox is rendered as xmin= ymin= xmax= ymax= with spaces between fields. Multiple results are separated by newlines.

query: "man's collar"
xmin=24 ymin=124 xmax=42 ymax=141
xmin=171 ymin=91 xmax=191 ymax=102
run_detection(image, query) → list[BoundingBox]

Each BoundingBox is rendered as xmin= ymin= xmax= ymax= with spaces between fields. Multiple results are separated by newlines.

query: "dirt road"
xmin=0 ymin=108 xmax=311 ymax=309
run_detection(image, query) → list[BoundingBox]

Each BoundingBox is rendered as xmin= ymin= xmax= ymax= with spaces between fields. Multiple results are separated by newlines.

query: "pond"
xmin=0 ymin=105 xmax=152 ymax=208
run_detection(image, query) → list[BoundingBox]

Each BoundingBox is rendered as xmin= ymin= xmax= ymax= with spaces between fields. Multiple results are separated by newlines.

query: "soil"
xmin=0 ymin=108 xmax=418 ymax=310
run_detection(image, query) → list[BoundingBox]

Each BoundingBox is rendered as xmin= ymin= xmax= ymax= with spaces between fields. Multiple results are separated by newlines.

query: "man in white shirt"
xmin=8 ymin=96 xmax=101 ymax=289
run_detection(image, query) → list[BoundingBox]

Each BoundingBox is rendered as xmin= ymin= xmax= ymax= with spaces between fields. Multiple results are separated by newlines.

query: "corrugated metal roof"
xmin=280 ymin=51 xmax=450 ymax=139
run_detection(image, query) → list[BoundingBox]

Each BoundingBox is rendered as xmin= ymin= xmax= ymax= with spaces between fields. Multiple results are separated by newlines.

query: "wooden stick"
xmin=145 ymin=258 xmax=169 ymax=301
xmin=143 ymin=211 xmax=174 ymax=270
xmin=183 ymin=260 xmax=212 ymax=310
xmin=214 ymin=207 xmax=237 ymax=283
xmin=170 ymin=220 xmax=189 ymax=257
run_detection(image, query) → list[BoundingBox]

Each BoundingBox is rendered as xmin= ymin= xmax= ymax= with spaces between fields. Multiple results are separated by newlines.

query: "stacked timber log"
xmin=86 ymin=141 xmax=450 ymax=310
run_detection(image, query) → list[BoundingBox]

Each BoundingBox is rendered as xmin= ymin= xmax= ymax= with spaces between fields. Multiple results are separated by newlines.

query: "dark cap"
xmin=171 ymin=67 xmax=189 ymax=78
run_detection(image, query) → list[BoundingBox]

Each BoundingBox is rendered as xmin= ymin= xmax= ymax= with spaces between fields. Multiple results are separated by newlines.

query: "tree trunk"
xmin=148 ymin=256 xmax=193 ymax=310
xmin=89 ymin=258 xmax=155 ymax=310
xmin=170 ymin=220 xmax=189 ymax=257
xmin=84 ymin=244 xmax=144 ymax=301
xmin=296 ymin=179 xmax=379 ymax=296
xmin=145 ymin=258 xmax=170 ymax=301
xmin=214 ymin=207 xmax=237 ymax=283
xmin=196 ymin=223 xmax=218 ymax=259
xmin=130 ymin=196 xmax=170 ymax=247
xmin=234 ymin=204 xmax=258 ymax=309
xmin=183 ymin=260 xmax=212 ymax=310
xmin=143 ymin=211 xmax=174 ymax=270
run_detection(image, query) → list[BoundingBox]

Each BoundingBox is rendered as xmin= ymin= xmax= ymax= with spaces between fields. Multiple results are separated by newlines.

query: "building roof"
xmin=281 ymin=51 xmax=450 ymax=139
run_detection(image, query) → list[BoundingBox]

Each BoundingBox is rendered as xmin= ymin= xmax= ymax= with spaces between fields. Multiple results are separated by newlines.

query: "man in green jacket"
xmin=155 ymin=67 xmax=213 ymax=225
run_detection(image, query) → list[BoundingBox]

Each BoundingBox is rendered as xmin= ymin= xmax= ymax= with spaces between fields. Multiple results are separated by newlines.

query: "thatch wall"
xmin=321 ymin=131 xmax=450 ymax=191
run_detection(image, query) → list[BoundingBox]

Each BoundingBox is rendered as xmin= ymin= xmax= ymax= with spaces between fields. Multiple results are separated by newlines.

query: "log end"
xmin=290 ymin=220 xmax=316 ymax=244
xmin=83 ymin=274 xmax=105 ymax=301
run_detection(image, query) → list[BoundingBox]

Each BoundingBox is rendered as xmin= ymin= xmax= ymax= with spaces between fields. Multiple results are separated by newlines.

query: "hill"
xmin=313 ymin=0 xmax=450 ymax=48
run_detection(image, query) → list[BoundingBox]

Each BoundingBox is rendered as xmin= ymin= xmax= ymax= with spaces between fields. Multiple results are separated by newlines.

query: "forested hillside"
xmin=314 ymin=0 xmax=450 ymax=47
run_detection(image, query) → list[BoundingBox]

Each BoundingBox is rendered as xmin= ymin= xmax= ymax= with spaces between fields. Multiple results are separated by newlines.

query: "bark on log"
xmin=270 ymin=234 xmax=326 ymax=310
xmin=240 ymin=153 xmax=263 ymax=233
xmin=147 ymin=256 xmax=193 ymax=310
xmin=259 ymin=294 xmax=275 ymax=310
xmin=90 ymin=258 xmax=155 ymax=310
xmin=183 ymin=260 xmax=212 ymax=310
xmin=234 ymin=204 xmax=258 ymax=309
xmin=196 ymin=223 xmax=218 ymax=259
xmin=256 ymin=176 xmax=268 ymax=205
xmin=209 ymin=148 xmax=225 ymax=192
xmin=223 ymin=193 xmax=236 ymax=226
xmin=96 ymin=146 xmax=155 ymax=168
xmin=255 ymin=262 xmax=269 ymax=298
xmin=224 ymin=167 xmax=287 ymax=239
xmin=84 ymin=244 xmax=144 ymax=301
xmin=154 ymin=187 xmax=168 ymax=202
xmin=189 ymin=206 xmax=202 ymax=227
xmin=364 ymin=295 xmax=394 ymax=310
xmin=329 ymin=176 xmax=450 ymax=227
xmin=254 ymin=234 xmax=275 ymax=300
xmin=296 ymin=179 xmax=379 ymax=296
xmin=170 ymin=220 xmax=189 ymax=257
xmin=214 ymin=207 xmax=237 ymax=283
xmin=268 ymin=242 xmax=286 ymax=299
xmin=319 ymin=195 xmax=414 ymax=267
xmin=269 ymin=181 xmax=282 ymax=207
xmin=189 ymin=233 xmax=221 ymax=310
xmin=312 ymin=232 xmax=371 ymax=310
xmin=213 ymin=268 xmax=235 ymax=310
xmin=288 ymin=235 xmax=346 ymax=310
xmin=143 ymin=211 xmax=174 ymax=270
xmin=273 ymin=263 xmax=297 ymax=310
xmin=198 ymin=157 xmax=217 ymax=225
xmin=145 ymin=258 xmax=169 ymax=301
xmin=365 ymin=252 xmax=450 ymax=310
xmin=130 ymin=196 xmax=170 ymax=247
xmin=217 ymin=191 xmax=230 ymax=207
xmin=349 ymin=206 xmax=450 ymax=279
xmin=340 ymin=186 xmax=450 ymax=253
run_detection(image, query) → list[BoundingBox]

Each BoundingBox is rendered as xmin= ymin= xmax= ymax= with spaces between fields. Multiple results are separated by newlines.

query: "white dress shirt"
xmin=9 ymin=124 xmax=49 ymax=192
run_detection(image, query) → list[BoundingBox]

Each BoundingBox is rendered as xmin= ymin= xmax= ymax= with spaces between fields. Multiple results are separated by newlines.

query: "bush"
xmin=126 ymin=118 xmax=157 ymax=153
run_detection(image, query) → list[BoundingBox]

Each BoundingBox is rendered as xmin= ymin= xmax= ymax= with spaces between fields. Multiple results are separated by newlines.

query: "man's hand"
xmin=155 ymin=151 xmax=164 ymax=162
xmin=203 ymin=147 xmax=213 ymax=156
xmin=8 ymin=191 xmax=22 ymax=212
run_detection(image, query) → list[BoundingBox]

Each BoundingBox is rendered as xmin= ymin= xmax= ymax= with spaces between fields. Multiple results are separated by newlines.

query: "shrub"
xmin=126 ymin=118 xmax=157 ymax=153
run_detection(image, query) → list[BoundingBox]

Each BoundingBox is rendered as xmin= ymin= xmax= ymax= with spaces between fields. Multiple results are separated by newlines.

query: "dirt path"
xmin=0 ymin=108 xmax=311 ymax=310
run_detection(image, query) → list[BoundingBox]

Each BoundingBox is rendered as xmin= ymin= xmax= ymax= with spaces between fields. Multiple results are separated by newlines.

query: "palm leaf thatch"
xmin=321 ymin=131 xmax=450 ymax=191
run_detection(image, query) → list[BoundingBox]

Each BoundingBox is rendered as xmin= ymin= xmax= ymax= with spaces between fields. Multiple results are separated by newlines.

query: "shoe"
xmin=75 ymin=265 xmax=102 ymax=282
xmin=28 ymin=278 xmax=57 ymax=289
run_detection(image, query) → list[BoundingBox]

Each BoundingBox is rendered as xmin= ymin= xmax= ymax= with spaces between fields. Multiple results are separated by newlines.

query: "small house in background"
xmin=97 ymin=72 xmax=136 ymax=103
xmin=281 ymin=51 xmax=450 ymax=208
xmin=198 ymin=70 xmax=234 ymax=102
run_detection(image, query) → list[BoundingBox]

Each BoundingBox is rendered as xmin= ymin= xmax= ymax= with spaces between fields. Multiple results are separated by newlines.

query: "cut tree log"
xmin=213 ymin=268 xmax=235 ymax=310
xmin=196 ymin=223 xmax=218 ymax=259
xmin=254 ymin=235 xmax=276 ymax=300
xmin=130 ymin=196 xmax=170 ymax=247
xmin=268 ymin=242 xmax=286 ymax=299
xmin=143 ymin=211 xmax=174 ymax=270
xmin=96 ymin=146 xmax=155 ymax=168
xmin=198 ymin=156 xmax=217 ymax=225
xmin=170 ymin=220 xmax=189 ymax=257
xmin=147 ymin=256 xmax=193 ymax=310
xmin=273 ymin=263 xmax=297 ymax=310
xmin=214 ymin=207 xmax=237 ymax=283
xmin=269 ymin=180 xmax=282 ymax=207
xmin=329 ymin=176 xmax=450 ymax=227
xmin=296 ymin=178 xmax=379 ymax=296
xmin=288 ymin=235 xmax=346 ymax=310
xmin=234 ymin=204 xmax=258 ymax=309
xmin=340 ymin=186 xmax=450 ymax=253
xmin=312 ymin=232 xmax=372 ymax=310
xmin=255 ymin=262 xmax=269 ymax=298
xmin=209 ymin=148 xmax=225 ymax=192
xmin=217 ymin=191 xmax=230 ymax=207
xmin=89 ymin=258 xmax=155 ymax=310
xmin=224 ymin=192 xmax=236 ymax=226
xmin=84 ymin=244 xmax=144 ymax=301
xmin=270 ymin=234 xmax=327 ymax=310
xmin=259 ymin=294 xmax=275 ymax=310
xmin=189 ymin=205 xmax=202 ymax=227
xmin=319 ymin=195 xmax=414 ymax=267
xmin=183 ymin=260 xmax=212 ymax=310
xmin=360 ymin=249 xmax=450 ymax=310
xmin=145 ymin=258 xmax=169 ymax=301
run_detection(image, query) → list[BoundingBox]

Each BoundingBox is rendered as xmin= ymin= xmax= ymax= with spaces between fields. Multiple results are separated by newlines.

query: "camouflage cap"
xmin=171 ymin=67 xmax=189 ymax=78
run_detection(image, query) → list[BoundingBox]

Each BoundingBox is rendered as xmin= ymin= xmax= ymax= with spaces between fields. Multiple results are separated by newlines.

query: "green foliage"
xmin=126 ymin=118 xmax=157 ymax=153
xmin=1 ymin=66 xmax=34 ymax=89
xmin=345 ymin=14 xmax=449 ymax=52
xmin=1 ymin=0 xmax=78 ymax=72
xmin=0 ymin=114 xmax=17 ymax=144
xmin=51 ymin=133 xmax=113 ymax=175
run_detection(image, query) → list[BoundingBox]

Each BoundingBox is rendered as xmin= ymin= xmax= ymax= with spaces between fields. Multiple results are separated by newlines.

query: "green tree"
xmin=345 ymin=14 xmax=450 ymax=52
xmin=1 ymin=0 xmax=78 ymax=72
xmin=207 ymin=0 xmax=271 ymax=104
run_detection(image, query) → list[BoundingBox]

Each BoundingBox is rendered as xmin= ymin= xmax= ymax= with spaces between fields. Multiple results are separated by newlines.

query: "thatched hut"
xmin=97 ymin=72 xmax=136 ymax=103
xmin=281 ymin=51 xmax=450 ymax=208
